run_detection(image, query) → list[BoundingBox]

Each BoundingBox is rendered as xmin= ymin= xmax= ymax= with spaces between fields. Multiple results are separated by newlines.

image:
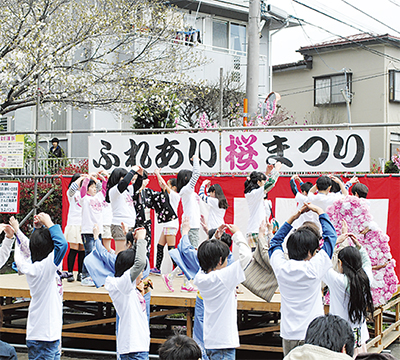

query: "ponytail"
xmin=338 ymin=246 xmax=374 ymax=323
xmin=244 ymin=171 xmax=267 ymax=194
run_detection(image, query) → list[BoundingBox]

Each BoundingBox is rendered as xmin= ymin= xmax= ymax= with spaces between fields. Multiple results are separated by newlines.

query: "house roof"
xmin=297 ymin=33 xmax=400 ymax=54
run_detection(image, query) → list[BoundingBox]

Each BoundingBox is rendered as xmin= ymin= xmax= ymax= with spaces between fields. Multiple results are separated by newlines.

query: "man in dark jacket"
xmin=48 ymin=137 xmax=65 ymax=158
xmin=48 ymin=137 xmax=65 ymax=174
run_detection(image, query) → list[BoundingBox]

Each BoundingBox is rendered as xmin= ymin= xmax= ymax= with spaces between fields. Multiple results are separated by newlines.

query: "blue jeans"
xmin=81 ymin=233 xmax=100 ymax=278
xmin=26 ymin=339 xmax=61 ymax=360
xmin=206 ymin=348 xmax=235 ymax=360
xmin=120 ymin=352 xmax=149 ymax=360
xmin=193 ymin=296 xmax=209 ymax=360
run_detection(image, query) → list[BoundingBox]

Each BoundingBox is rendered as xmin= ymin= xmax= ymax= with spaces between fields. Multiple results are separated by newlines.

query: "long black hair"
xmin=244 ymin=171 xmax=267 ymax=194
xmin=177 ymin=169 xmax=192 ymax=193
xmin=68 ymin=173 xmax=81 ymax=188
xmin=114 ymin=248 xmax=137 ymax=277
xmin=208 ymin=184 xmax=228 ymax=209
xmin=105 ymin=168 xmax=128 ymax=203
xmin=338 ymin=246 xmax=374 ymax=323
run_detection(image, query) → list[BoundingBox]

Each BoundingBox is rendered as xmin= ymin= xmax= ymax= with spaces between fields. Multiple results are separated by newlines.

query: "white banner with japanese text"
xmin=89 ymin=130 xmax=370 ymax=173
xmin=89 ymin=133 xmax=220 ymax=173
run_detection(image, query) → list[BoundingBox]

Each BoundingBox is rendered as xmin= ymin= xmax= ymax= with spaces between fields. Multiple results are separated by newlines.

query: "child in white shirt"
xmin=244 ymin=162 xmax=281 ymax=250
xmin=80 ymin=174 xmax=104 ymax=286
xmin=13 ymin=213 xmax=68 ymax=360
xmin=193 ymin=234 xmax=246 ymax=360
xmin=268 ymin=203 xmax=337 ymax=356
xmin=307 ymin=175 xmax=348 ymax=212
xmin=162 ymin=156 xmax=200 ymax=293
xmin=104 ymin=228 xmax=149 ymax=360
xmin=199 ymin=180 xmax=228 ymax=230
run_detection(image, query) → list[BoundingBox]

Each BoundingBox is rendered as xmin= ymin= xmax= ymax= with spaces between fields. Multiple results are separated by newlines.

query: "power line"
xmin=293 ymin=0 xmax=400 ymax=55
xmin=277 ymin=71 xmax=387 ymax=97
xmin=290 ymin=14 xmax=400 ymax=64
xmin=339 ymin=0 xmax=400 ymax=37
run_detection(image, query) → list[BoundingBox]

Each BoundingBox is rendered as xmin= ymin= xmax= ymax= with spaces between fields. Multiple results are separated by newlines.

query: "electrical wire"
xmin=277 ymin=71 xmax=387 ymax=97
xmin=293 ymin=0 xmax=400 ymax=53
xmin=339 ymin=0 xmax=400 ymax=37
xmin=289 ymin=14 xmax=400 ymax=64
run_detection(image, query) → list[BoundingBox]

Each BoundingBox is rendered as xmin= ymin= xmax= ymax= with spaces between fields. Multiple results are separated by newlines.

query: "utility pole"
xmin=33 ymin=75 xmax=40 ymax=217
xmin=246 ymin=0 xmax=260 ymax=120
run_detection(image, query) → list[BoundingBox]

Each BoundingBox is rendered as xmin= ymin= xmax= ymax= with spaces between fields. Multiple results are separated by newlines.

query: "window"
xmin=0 ymin=117 xmax=7 ymax=131
xmin=389 ymin=70 xmax=400 ymax=102
xmin=213 ymin=20 xmax=228 ymax=50
xmin=314 ymin=73 xmax=352 ymax=106
xmin=390 ymin=133 xmax=400 ymax=157
xmin=230 ymin=23 xmax=246 ymax=53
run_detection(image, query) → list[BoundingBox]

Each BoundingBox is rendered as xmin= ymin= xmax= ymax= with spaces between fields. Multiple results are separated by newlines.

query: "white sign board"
xmin=221 ymin=130 xmax=370 ymax=172
xmin=0 ymin=135 xmax=24 ymax=169
xmin=89 ymin=130 xmax=369 ymax=173
xmin=0 ymin=181 xmax=20 ymax=213
xmin=89 ymin=133 xmax=219 ymax=173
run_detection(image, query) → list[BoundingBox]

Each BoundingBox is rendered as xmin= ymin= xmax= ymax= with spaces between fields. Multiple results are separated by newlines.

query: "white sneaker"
xmin=81 ymin=277 xmax=95 ymax=287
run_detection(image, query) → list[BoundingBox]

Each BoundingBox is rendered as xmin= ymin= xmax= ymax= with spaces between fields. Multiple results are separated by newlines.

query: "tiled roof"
xmin=298 ymin=33 xmax=400 ymax=52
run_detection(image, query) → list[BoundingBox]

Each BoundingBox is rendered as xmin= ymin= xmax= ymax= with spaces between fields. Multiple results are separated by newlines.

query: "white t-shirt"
xmin=307 ymin=192 xmax=343 ymax=212
xmin=206 ymin=197 xmax=226 ymax=230
xmin=67 ymin=188 xmax=82 ymax=226
xmin=245 ymin=187 xmax=266 ymax=234
xmin=194 ymin=261 xmax=245 ymax=349
xmin=105 ymin=270 xmax=150 ymax=355
xmin=19 ymin=252 xmax=63 ymax=341
xmin=81 ymin=193 xmax=104 ymax=234
xmin=102 ymin=193 xmax=113 ymax=227
xmin=109 ymin=185 xmax=136 ymax=227
xmin=292 ymin=193 xmax=319 ymax=229
xmin=323 ymin=247 xmax=373 ymax=345
xmin=179 ymin=183 xmax=200 ymax=228
xmin=162 ymin=190 xmax=180 ymax=229
xmin=270 ymin=250 xmax=332 ymax=340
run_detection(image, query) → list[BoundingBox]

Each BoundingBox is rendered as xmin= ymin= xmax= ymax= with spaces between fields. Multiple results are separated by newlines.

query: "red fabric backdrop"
xmin=61 ymin=175 xmax=400 ymax=277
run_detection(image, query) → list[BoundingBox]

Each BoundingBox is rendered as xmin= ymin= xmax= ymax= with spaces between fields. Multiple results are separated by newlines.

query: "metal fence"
xmin=5 ymin=157 xmax=87 ymax=177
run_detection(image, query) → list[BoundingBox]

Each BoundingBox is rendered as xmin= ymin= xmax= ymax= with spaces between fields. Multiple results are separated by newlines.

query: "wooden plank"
xmin=0 ymin=328 xmax=26 ymax=334
xmin=367 ymin=335 xmax=381 ymax=349
xmin=62 ymin=332 xmax=116 ymax=340
xmin=62 ymin=317 xmax=116 ymax=330
xmin=382 ymin=296 xmax=400 ymax=311
xmin=150 ymin=308 xmax=188 ymax=318
xmin=186 ymin=308 xmax=193 ymax=338
xmin=151 ymin=338 xmax=167 ymax=344
xmin=2 ymin=301 xmax=30 ymax=310
xmin=239 ymin=344 xmax=283 ymax=352
xmin=239 ymin=325 xmax=280 ymax=336
xmin=382 ymin=319 xmax=400 ymax=337
xmin=382 ymin=329 xmax=400 ymax=349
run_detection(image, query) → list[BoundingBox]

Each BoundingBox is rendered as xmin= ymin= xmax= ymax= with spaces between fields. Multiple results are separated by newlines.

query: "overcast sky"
xmin=268 ymin=0 xmax=400 ymax=65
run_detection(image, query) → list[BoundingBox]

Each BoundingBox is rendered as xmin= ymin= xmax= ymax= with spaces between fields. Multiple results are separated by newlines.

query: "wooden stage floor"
xmin=1 ymin=273 xmax=399 ymax=354
xmin=0 ymin=273 xmax=283 ymax=353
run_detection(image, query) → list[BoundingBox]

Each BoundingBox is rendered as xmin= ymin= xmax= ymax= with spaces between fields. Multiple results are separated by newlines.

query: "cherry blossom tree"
xmin=0 ymin=0 xmax=203 ymax=116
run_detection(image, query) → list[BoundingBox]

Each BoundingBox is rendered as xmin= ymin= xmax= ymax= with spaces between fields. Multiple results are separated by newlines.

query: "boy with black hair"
xmin=284 ymin=314 xmax=354 ymax=359
xmin=268 ymin=203 xmax=337 ymax=356
xmin=104 ymin=227 xmax=149 ymax=359
xmin=308 ymin=175 xmax=348 ymax=212
xmin=351 ymin=183 xmax=369 ymax=199
xmin=158 ymin=334 xmax=202 ymax=360
xmin=194 ymin=228 xmax=246 ymax=360
xmin=12 ymin=212 xmax=68 ymax=360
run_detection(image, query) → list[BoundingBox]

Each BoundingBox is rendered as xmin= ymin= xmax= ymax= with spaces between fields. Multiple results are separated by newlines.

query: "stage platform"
xmin=0 ymin=273 xmax=283 ymax=353
xmin=0 ymin=272 xmax=399 ymax=354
